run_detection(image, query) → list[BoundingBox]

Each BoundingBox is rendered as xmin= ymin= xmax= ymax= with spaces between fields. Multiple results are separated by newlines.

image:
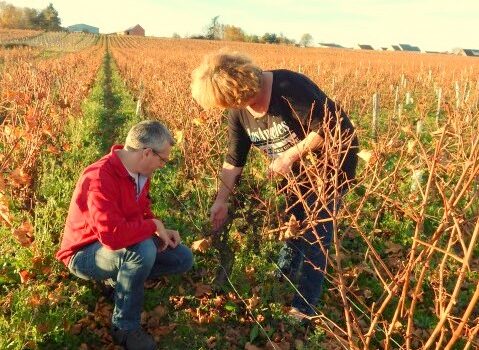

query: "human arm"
xmin=87 ymin=187 xmax=158 ymax=250
xmin=210 ymin=162 xmax=243 ymax=231
xmin=268 ymin=131 xmax=323 ymax=176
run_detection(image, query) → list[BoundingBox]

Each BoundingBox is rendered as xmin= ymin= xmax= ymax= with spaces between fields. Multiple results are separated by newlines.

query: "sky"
xmin=7 ymin=0 xmax=479 ymax=52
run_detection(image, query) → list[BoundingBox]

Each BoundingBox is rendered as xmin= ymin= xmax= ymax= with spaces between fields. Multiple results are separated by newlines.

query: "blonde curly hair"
xmin=191 ymin=50 xmax=263 ymax=109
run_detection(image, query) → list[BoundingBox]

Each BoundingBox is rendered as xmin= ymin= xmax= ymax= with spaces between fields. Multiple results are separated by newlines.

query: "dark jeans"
xmin=68 ymin=236 xmax=193 ymax=330
xmin=279 ymin=192 xmax=342 ymax=315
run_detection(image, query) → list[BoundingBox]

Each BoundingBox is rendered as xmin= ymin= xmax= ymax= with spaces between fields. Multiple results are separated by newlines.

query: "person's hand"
xmin=166 ymin=229 xmax=181 ymax=248
xmin=210 ymin=200 xmax=228 ymax=232
xmin=268 ymin=153 xmax=294 ymax=177
xmin=153 ymin=219 xmax=173 ymax=251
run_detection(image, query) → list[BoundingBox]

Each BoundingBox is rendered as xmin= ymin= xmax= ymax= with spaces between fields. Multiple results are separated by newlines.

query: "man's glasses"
xmin=148 ymin=148 xmax=169 ymax=164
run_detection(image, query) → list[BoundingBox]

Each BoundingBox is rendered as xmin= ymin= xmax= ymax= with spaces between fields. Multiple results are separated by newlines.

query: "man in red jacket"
xmin=56 ymin=120 xmax=193 ymax=350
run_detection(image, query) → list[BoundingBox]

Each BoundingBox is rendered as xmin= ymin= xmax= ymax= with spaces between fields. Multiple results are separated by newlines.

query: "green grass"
xmin=0 ymin=48 xmax=140 ymax=349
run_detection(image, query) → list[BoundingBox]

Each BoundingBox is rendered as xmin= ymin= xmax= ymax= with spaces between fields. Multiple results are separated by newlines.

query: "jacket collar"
xmin=108 ymin=145 xmax=132 ymax=178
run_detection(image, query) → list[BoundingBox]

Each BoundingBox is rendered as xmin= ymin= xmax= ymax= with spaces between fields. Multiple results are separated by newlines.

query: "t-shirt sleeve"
xmin=225 ymin=110 xmax=251 ymax=167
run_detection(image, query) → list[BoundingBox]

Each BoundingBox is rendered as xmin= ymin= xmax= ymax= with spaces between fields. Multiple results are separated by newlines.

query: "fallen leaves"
xmin=194 ymin=283 xmax=212 ymax=297
xmin=0 ymin=192 xmax=13 ymax=226
xmin=10 ymin=167 xmax=32 ymax=188
xmin=357 ymin=149 xmax=373 ymax=163
xmin=12 ymin=221 xmax=34 ymax=247
xmin=191 ymin=238 xmax=211 ymax=253
xmin=278 ymin=215 xmax=300 ymax=241
xmin=19 ymin=270 xmax=33 ymax=284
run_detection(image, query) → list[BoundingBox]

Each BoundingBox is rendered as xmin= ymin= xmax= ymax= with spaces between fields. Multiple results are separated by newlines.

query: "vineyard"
xmin=0 ymin=32 xmax=478 ymax=349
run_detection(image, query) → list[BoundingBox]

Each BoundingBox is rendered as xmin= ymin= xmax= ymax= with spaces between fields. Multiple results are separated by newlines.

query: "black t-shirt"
xmin=226 ymin=69 xmax=358 ymax=185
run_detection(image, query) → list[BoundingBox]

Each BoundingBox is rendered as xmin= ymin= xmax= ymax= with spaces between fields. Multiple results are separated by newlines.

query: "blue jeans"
xmin=68 ymin=236 xmax=193 ymax=330
xmin=280 ymin=192 xmax=342 ymax=316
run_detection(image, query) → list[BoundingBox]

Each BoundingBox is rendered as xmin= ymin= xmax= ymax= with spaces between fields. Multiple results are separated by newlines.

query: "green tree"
xmin=37 ymin=3 xmax=61 ymax=31
xmin=223 ymin=24 xmax=245 ymax=42
xmin=299 ymin=33 xmax=313 ymax=47
xmin=262 ymin=32 xmax=278 ymax=44
xmin=278 ymin=33 xmax=295 ymax=45
xmin=206 ymin=15 xmax=221 ymax=40
xmin=22 ymin=8 xmax=39 ymax=29
xmin=245 ymin=34 xmax=260 ymax=43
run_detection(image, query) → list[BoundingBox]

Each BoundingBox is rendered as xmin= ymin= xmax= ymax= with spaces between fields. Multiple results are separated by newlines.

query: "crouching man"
xmin=56 ymin=120 xmax=193 ymax=350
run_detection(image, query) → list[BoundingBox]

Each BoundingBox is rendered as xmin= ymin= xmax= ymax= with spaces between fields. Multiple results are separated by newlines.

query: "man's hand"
xmin=210 ymin=200 xmax=228 ymax=232
xmin=166 ymin=229 xmax=181 ymax=248
xmin=268 ymin=153 xmax=294 ymax=177
xmin=153 ymin=219 xmax=173 ymax=251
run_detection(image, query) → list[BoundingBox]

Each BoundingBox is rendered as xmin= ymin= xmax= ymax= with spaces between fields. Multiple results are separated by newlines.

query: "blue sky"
xmin=8 ymin=0 xmax=479 ymax=51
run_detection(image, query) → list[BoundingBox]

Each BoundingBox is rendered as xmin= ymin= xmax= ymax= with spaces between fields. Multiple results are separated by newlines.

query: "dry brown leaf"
xmin=47 ymin=145 xmax=60 ymax=154
xmin=28 ymin=293 xmax=42 ymax=306
xmin=152 ymin=305 xmax=167 ymax=318
xmin=195 ymin=283 xmax=212 ymax=297
xmin=0 ymin=194 xmax=13 ymax=226
xmin=244 ymin=342 xmax=263 ymax=350
xmin=10 ymin=167 xmax=31 ymax=187
xmin=357 ymin=149 xmax=372 ymax=163
xmin=70 ymin=323 xmax=82 ymax=335
xmin=206 ymin=336 xmax=217 ymax=349
xmin=191 ymin=238 xmax=211 ymax=253
xmin=245 ymin=266 xmax=255 ymax=281
xmin=12 ymin=221 xmax=34 ymax=247
xmin=282 ymin=214 xmax=300 ymax=240
xmin=246 ymin=295 xmax=260 ymax=310
xmin=384 ymin=242 xmax=403 ymax=254
xmin=152 ymin=324 xmax=176 ymax=337
xmin=266 ymin=340 xmax=290 ymax=350
xmin=19 ymin=270 xmax=33 ymax=283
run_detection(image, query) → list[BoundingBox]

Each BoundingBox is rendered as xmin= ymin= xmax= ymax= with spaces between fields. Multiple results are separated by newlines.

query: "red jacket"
xmin=56 ymin=145 xmax=157 ymax=266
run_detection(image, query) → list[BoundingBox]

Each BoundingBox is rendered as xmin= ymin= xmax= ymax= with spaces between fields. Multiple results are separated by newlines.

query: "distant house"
xmin=355 ymin=44 xmax=374 ymax=50
xmin=67 ymin=24 xmax=99 ymax=34
xmin=398 ymin=44 xmax=421 ymax=52
xmin=318 ymin=42 xmax=344 ymax=49
xmin=389 ymin=45 xmax=401 ymax=51
xmin=453 ymin=48 xmax=479 ymax=57
xmin=123 ymin=25 xmax=145 ymax=36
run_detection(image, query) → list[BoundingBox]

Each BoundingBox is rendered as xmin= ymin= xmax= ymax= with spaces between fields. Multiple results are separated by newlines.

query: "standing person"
xmin=56 ymin=120 xmax=194 ymax=350
xmin=190 ymin=51 xmax=358 ymax=320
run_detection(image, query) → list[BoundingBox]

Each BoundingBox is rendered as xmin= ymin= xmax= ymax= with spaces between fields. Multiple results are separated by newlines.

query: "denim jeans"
xmin=279 ymin=192 xmax=342 ymax=316
xmin=68 ymin=236 xmax=193 ymax=330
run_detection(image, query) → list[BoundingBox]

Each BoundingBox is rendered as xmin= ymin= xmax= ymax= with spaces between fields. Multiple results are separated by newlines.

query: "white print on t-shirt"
xmin=246 ymin=120 xmax=299 ymax=159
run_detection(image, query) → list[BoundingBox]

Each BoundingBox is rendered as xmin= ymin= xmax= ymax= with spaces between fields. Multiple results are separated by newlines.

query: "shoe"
xmin=111 ymin=326 xmax=157 ymax=350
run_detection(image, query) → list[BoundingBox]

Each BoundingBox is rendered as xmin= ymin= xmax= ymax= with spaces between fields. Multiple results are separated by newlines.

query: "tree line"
xmin=0 ymin=2 xmax=61 ymax=31
xmin=180 ymin=16 xmax=313 ymax=47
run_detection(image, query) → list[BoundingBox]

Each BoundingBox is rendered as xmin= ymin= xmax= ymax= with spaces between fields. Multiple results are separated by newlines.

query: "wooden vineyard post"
xmin=372 ymin=92 xmax=379 ymax=140
xmin=436 ymin=87 xmax=442 ymax=126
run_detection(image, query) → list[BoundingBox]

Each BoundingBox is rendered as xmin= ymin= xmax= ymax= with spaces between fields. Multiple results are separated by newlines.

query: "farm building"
xmin=355 ymin=44 xmax=374 ymax=50
xmin=453 ymin=48 xmax=479 ymax=57
xmin=388 ymin=45 xmax=401 ymax=51
xmin=398 ymin=44 xmax=421 ymax=52
xmin=123 ymin=25 xmax=145 ymax=36
xmin=318 ymin=42 xmax=344 ymax=49
xmin=67 ymin=24 xmax=99 ymax=34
